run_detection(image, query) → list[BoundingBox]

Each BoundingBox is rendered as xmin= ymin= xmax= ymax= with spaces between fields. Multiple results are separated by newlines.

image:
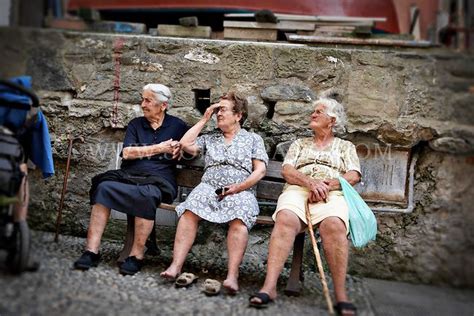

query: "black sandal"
xmin=334 ymin=302 xmax=357 ymax=316
xmin=248 ymin=292 xmax=274 ymax=309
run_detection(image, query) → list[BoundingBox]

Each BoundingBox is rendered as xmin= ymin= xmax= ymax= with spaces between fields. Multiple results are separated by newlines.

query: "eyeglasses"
xmin=214 ymin=106 xmax=234 ymax=114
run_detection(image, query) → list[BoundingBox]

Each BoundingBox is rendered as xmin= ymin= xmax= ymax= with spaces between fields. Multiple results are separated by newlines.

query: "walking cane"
xmin=305 ymin=200 xmax=334 ymax=314
xmin=54 ymin=135 xmax=84 ymax=242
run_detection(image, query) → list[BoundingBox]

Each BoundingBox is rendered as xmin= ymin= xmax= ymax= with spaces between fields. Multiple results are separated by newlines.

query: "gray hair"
xmin=143 ymin=84 xmax=173 ymax=109
xmin=314 ymin=97 xmax=347 ymax=135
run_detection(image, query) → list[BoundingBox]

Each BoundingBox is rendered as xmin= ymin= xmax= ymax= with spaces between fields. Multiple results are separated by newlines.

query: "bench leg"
xmin=117 ymin=215 xmax=135 ymax=264
xmin=284 ymin=231 xmax=305 ymax=296
xmin=145 ymin=224 xmax=160 ymax=256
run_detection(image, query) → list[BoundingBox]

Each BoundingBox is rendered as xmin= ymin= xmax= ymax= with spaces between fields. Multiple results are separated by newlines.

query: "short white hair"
xmin=314 ymin=97 xmax=347 ymax=135
xmin=143 ymin=84 xmax=173 ymax=109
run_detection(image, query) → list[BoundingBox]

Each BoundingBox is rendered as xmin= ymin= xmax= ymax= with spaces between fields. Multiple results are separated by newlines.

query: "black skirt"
xmin=91 ymin=180 xmax=162 ymax=220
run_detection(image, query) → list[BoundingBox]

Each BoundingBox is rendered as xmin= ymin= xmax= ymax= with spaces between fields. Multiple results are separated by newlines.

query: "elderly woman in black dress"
xmin=73 ymin=84 xmax=188 ymax=275
xmin=161 ymin=92 xmax=268 ymax=294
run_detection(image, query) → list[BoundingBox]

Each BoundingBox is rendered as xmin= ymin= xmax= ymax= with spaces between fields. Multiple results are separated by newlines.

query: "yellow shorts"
xmin=273 ymin=185 xmax=349 ymax=234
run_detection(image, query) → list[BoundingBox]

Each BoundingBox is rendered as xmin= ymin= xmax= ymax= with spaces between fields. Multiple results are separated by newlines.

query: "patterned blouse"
xmin=283 ymin=137 xmax=361 ymax=183
xmin=196 ymin=129 xmax=269 ymax=189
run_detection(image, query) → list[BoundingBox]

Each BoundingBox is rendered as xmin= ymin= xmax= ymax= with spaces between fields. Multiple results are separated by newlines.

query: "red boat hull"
xmin=68 ymin=0 xmax=399 ymax=33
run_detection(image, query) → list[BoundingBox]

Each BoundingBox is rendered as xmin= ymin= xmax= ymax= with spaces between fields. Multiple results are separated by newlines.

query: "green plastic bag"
xmin=338 ymin=177 xmax=377 ymax=248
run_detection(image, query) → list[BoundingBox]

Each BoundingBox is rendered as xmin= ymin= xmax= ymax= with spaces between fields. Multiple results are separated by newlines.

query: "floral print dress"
xmin=175 ymin=129 xmax=268 ymax=229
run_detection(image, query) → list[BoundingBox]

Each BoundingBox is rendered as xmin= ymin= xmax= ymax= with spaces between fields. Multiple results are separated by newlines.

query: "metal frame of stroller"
xmin=0 ymin=79 xmax=39 ymax=273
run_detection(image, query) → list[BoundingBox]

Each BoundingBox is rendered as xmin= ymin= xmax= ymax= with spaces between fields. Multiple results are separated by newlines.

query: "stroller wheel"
xmin=6 ymin=220 xmax=30 ymax=274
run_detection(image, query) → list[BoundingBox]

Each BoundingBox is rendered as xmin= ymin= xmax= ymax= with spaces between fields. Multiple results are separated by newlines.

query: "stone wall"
xmin=1 ymin=27 xmax=473 ymax=287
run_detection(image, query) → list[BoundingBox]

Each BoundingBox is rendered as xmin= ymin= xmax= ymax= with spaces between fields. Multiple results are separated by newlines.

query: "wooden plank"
xmin=316 ymin=25 xmax=356 ymax=32
xmin=315 ymin=15 xmax=386 ymax=22
xmin=157 ymin=24 xmax=211 ymax=38
xmin=91 ymin=20 xmax=146 ymax=34
xmin=277 ymin=21 xmax=315 ymax=31
xmin=255 ymin=215 xmax=274 ymax=225
xmin=117 ymin=215 xmax=135 ymax=263
xmin=224 ymin=27 xmax=277 ymax=41
xmin=287 ymin=34 xmax=433 ymax=47
xmin=256 ymin=180 xmax=285 ymax=200
xmin=176 ymin=169 xmax=203 ymax=188
xmin=45 ymin=17 xmax=88 ymax=31
xmin=284 ymin=232 xmax=305 ymax=296
xmin=224 ymin=21 xmax=279 ymax=29
xmin=224 ymin=13 xmax=386 ymax=23
xmin=265 ymin=160 xmax=284 ymax=179
xmin=223 ymin=20 xmax=315 ymax=31
xmin=225 ymin=13 xmax=318 ymax=22
xmin=354 ymin=25 xmax=373 ymax=35
xmin=313 ymin=21 xmax=374 ymax=27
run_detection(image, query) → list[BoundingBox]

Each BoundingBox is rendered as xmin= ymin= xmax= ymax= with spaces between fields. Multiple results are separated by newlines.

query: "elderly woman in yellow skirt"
xmin=250 ymin=97 xmax=361 ymax=316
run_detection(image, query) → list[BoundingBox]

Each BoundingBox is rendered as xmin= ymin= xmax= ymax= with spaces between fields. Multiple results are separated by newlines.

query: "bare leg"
xmin=160 ymin=210 xmax=200 ymax=279
xmin=13 ymin=163 xmax=28 ymax=222
xmin=85 ymin=203 xmax=111 ymax=254
xmin=223 ymin=219 xmax=248 ymax=293
xmin=251 ymin=210 xmax=304 ymax=303
xmin=319 ymin=216 xmax=350 ymax=303
xmin=129 ymin=217 xmax=155 ymax=259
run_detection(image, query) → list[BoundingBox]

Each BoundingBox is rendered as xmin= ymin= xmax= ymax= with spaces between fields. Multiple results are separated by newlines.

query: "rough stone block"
xmin=346 ymin=65 xmax=401 ymax=121
xmin=223 ymin=44 xmax=273 ymax=80
xmin=273 ymin=101 xmax=313 ymax=127
xmin=261 ymin=84 xmax=315 ymax=102
xmin=274 ymin=48 xmax=317 ymax=78
xmin=171 ymin=89 xmax=195 ymax=108
xmin=157 ymin=25 xmax=211 ymax=38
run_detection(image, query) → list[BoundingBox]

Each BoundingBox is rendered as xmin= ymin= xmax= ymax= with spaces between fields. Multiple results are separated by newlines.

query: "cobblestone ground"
xmin=0 ymin=231 xmax=375 ymax=316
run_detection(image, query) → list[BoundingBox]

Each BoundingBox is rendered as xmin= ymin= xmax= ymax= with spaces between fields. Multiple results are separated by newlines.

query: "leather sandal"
xmin=248 ymin=292 xmax=274 ymax=309
xmin=174 ymin=272 xmax=198 ymax=288
xmin=334 ymin=301 xmax=357 ymax=316
xmin=202 ymin=279 xmax=221 ymax=296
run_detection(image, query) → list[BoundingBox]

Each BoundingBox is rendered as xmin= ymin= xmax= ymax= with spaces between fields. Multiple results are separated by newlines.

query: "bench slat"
xmin=265 ymin=160 xmax=284 ymax=179
xmin=256 ymin=180 xmax=285 ymax=200
xmin=176 ymin=169 xmax=203 ymax=188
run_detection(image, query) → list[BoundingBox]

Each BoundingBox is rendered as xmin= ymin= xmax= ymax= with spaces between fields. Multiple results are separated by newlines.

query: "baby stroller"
xmin=0 ymin=77 xmax=42 ymax=273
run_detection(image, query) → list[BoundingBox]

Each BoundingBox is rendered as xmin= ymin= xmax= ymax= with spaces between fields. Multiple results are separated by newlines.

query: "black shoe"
xmin=73 ymin=250 xmax=101 ymax=270
xmin=119 ymin=256 xmax=143 ymax=275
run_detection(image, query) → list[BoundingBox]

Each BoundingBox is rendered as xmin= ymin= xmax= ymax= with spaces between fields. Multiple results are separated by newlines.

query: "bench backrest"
xmin=175 ymin=144 xmax=416 ymax=213
xmin=175 ymin=158 xmax=284 ymax=201
xmin=111 ymin=142 xmax=416 ymax=214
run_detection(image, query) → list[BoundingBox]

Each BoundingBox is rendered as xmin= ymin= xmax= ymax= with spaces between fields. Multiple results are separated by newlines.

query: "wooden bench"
xmin=115 ymin=157 xmax=308 ymax=294
xmin=115 ymin=144 xmax=417 ymax=296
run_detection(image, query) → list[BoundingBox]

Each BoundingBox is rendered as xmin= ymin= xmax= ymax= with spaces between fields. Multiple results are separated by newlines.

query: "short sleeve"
xmin=342 ymin=141 xmax=361 ymax=175
xmin=177 ymin=120 xmax=190 ymax=140
xmin=123 ymin=120 xmax=139 ymax=148
xmin=282 ymin=139 xmax=302 ymax=167
xmin=195 ymin=134 xmax=207 ymax=152
xmin=251 ymin=133 xmax=269 ymax=166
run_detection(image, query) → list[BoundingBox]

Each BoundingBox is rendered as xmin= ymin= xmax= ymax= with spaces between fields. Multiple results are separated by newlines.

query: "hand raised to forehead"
xmin=203 ymin=103 xmax=221 ymax=121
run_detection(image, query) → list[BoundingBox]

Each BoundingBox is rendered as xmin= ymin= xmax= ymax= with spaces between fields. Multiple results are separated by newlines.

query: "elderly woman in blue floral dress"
xmin=161 ymin=92 xmax=268 ymax=293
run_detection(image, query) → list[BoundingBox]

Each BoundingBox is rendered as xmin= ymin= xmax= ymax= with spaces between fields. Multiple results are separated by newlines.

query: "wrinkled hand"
xmin=171 ymin=142 xmax=182 ymax=159
xmin=218 ymin=183 xmax=241 ymax=200
xmin=202 ymin=103 xmax=221 ymax=122
xmin=160 ymin=139 xmax=180 ymax=155
xmin=308 ymin=179 xmax=329 ymax=203
xmin=323 ymin=178 xmax=340 ymax=191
